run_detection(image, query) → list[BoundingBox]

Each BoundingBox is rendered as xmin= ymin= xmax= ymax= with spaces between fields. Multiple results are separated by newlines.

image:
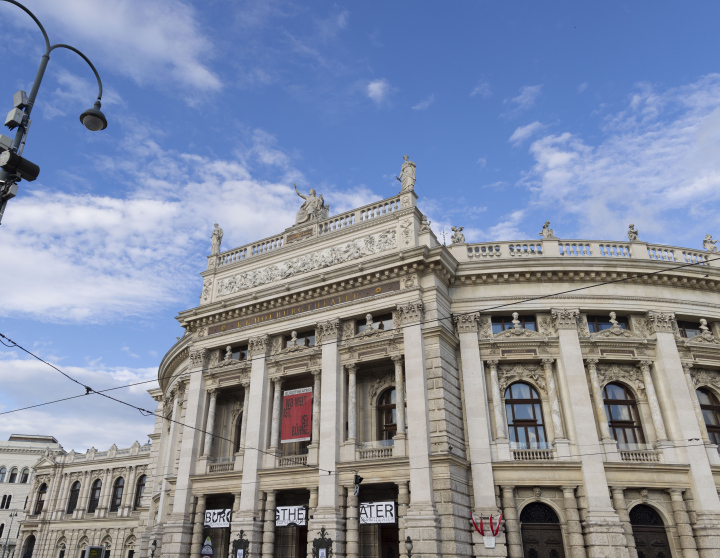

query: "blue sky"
xmin=1 ymin=1 xmax=720 ymax=450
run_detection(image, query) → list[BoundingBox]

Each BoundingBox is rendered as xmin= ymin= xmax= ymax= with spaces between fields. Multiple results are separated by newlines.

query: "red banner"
xmin=281 ymin=387 xmax=312 ymax=443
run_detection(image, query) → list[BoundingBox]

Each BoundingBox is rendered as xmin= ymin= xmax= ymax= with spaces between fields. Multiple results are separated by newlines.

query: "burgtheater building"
xmin=17 ymin=157 xmax=720 ymax=558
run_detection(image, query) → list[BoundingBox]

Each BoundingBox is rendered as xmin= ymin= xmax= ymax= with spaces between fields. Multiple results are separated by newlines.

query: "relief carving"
xmin=189 ymin=348 xmax=208 ymax=368
xmin=248 ymin=335 xmax=269 ymax=356
xmin=454 ymin=312 xmax=480 ymax=334
xmin=342 ymin=320 xmax=355 ymax=340
xmin=646 ymin=311 xmax=676 ymax=333
xmin=596 ymin=363 xmax=645 ymax=398
xmin=551 ymin=308 xmax=580 ymax=330
xmin=396 ymin=300 xmax=424 ymax=325
xmin=317 ymin=319 xmax=341 ymax=342
xmin=691 ymin=368 xmax=720 ymax=390
xmin=498 ymin=363 xmax=546 ymax=393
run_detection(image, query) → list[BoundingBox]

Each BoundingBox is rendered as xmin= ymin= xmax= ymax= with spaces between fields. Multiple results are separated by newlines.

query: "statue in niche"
xmin=294 ymin=184 xmax=330 ymax=224
xmin=396 ymin=154 xmax=416 ymax=193
xmin=451 ymin=226 xmax=465 ymax=244
xmin=539 ymin=221 xmax=556 ymax=239
xmin=210 ymin=223 xmax=223 ymax=255
xmin=627 ymin=224 xmax=639 ymax=242
xmin=703 ymin=234 xmax=718 ymax=252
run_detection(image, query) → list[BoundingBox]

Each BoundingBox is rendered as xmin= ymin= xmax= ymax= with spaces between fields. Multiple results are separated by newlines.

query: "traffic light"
xmin=354 ymin=474 xmax=363 ymax=496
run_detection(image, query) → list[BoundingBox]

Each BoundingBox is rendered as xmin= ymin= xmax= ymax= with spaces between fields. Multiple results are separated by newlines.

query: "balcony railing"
xmin=618 ymin=443 xmax=660 ymax=463
xmin=279 ymin=455 xmax=308 ymax=467
xmin=509 ymin=442 xmax=555 ymax=461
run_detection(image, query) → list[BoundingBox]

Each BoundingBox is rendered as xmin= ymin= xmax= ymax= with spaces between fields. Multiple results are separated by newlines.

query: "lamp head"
xmin=80 ymin=100 xmax=107 ymax=131
xmin=405 ymin=536 xmax=413 ymax=551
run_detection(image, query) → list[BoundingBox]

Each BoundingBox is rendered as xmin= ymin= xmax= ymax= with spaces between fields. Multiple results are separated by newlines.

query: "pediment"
xmin=684 ymin=332 xmax=720 ymax=346
xmin=491 ymin=327 xmax=548 ymax=341
xmin=589 ymin=326 xmax=643 ymax=341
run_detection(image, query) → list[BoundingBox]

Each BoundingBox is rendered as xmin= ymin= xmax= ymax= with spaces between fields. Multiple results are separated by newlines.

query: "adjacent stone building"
xmin=16 ymin=159 xmax=720 ymax=557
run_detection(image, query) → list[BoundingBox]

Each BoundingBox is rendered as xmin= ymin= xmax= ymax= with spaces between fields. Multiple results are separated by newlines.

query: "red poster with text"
xmin=281 ymin=387 xmax=312 ymax=443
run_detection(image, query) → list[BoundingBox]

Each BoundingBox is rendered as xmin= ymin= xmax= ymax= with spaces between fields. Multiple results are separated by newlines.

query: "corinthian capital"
xmin=396 ymin=300 xmax=424 ymax=325
xmin=189 ymin=348 xmax=208 ymax=368
xmin=453 ymin=312 xmax=480 ymax=334
xmin=248 ymin=335 xmax=270 ymax=357
xmin=646 ymin=311 xmax=676 ymax=333
xmin=316 ymin=319 xmax=341 ymax=343
xmin=551 ymin=308 xmax=580 ymax=330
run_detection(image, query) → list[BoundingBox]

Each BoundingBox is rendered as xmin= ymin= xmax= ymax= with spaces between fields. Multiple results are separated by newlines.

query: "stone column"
xmin=397 ymin=301 xmax=441 ymax=557
xmin=454 ymin=312 xmax=507 ymax=556
xmin=306 ymin=487 xmax=319 ymax=558
xmin=392 ymin=356 xmax=407 ymax=456
xmin=586 ymin=358 xmax=620 ymax=461
xmin=637 ymin=361 xmax=669 ymax=442
xmin=202 ymin=388 xmax=219 ymax=457
xmin=122 ymin=466 xmax=137 ymax=515
xmin=52 ymin=473 xmax=69 ymax=519
xmin=668 ymin=489 xmax=699 ymax=558
xmin=501 ymin=486 xmax=522 ymax=558
xmin=347 ymin=363 xmax=358 ymax=443
xmin=486 ymin=360 xmax=507 ymax=441
xmin=189 ymin=495 xmax=206 ymax=557
xmin=307 ymin=370 xmax=322 ymax=466
xmin=645 ymin=310 xmax=720 ymax=555
xmin=562 ymin=486 xmax=587 ymax=558
xmin=609 ymin=487 xmax=637 ymax=558
xmin=551 ymin=308 xmax=629 ymax=557
xmin=346 ymin=491 xmax=359 ymax=558
xmin=262 ymin=490 xmax=276 ymax=558
xmin=542 ymin=358 xmax=570 ymax=458
xmin=237 ymin=335 xmax=271 ymax=556
xmin=235 ymin=380 xmax=252 ymax=471
xmin=158 ymin=386 xmax=182 ymax=526
xmin=77 ymin=471 xmax=92 ymax=517
xmin=98 ymin=468 xmax=112 ymax=516
xmin=682 ymin=363 xmax=710 ymax=443
xmin=268 ymin=378 xmax=284 ymax=456
xmin=397 ymin=481 xmax=410 ymax=558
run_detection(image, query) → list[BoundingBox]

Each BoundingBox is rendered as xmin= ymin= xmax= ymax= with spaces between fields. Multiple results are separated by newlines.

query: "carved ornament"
xmin=248 ymin=335 xmax=269 ymax=356
xmin=498 ymin=363 xmax=546 ymax=393
xmin=595 ymin=363 xmax=645 ymax=398
xmin=646 ymin=311 xmax=676 ymax=333
xmin=454 ymin=312 xmax=480 ymax=334
xmin=479 ymin=316 xmax=493 ymax=339
xmin=317 ymin=319 xmax=341 ymax=342
xmin=691 ymin=368 xmax=720 ymax=390
xmin=189 ymin=348 xmax=208 ymax=368
xmin=396 ymin=300 xmax=424 ymax=325
xmin=551 ymin=308 xmax=580 ymax=330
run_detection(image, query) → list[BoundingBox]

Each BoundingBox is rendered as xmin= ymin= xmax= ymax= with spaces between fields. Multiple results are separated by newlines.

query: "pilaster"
xmin=500 ymin=486 xmax=522 ymax=558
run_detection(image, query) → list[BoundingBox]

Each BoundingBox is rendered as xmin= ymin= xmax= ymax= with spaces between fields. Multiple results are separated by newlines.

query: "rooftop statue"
xmin=703 ymin=234 xmax=718 ymax=253
xmin=210 ymin=223 xmax=224 ymax=255
xmin=539 ymin=221 xmax=556 ymax=239
xmin=451 ymin=226 xmax=466 ymax=244
xmin=396 ymin=154 xmax=416 ymax=193
xmin=294 ymin=183 xmax=330 ymax=225
xmin=628 ymin=224 xmax=639 ymax=242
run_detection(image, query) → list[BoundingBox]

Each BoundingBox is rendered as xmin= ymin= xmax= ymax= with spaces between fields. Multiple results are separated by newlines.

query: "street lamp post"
xmin=1 ymin=510 xmax=18 ymax=558
xmin=0 ymin=0 xmax=107 ymax=225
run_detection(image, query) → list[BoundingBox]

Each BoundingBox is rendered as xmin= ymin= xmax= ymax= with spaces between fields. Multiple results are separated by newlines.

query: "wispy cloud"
xmin=471 ymin=81 xmax=492 ymax=98
xmin=577 ymin=82 xmax=588 ymax=93
xmin=367 ymin=79 xmax=392 ymax=104
xmin=477 ymin=157 xmax=487 ymax=168
xmin=412 ymin=94 xmax=435 ymax=111
xmin=509 ymin=121 xmax=546 ymax=145
xmin=504 ymin=84 xmax=543 ymax=113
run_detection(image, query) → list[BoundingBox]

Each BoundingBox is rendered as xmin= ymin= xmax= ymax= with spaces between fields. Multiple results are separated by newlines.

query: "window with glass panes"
xmin=8 ymin=468 xmax=17 ymax=483
xmin=67 ymin=481 xmax=80 ymax=514
xmin=504 ymin=382 xmax=546 ymax=449
xmin=358 ymin=313 xmax=393 ymax=333
xmin=377 ymin=388 xmax=397 ymax=441
xmin=586 ymin=315 xmax=628 ymax=332
xmin=677 ymin=321 xmax=702 ymax=338
xmin=697 ymin=388 xmax=720 ymax=447
xmin=134 ymin=475 xmax=146 ymax=509
xmin=603 ymin=383 xmax=645 ymax=447
xmin=491 ymin=315 xmax=536 ymax=334
xmin=34 ymin=483 xmax=47 ymax=515
xmin=20 ymin=468 xmax=29 ymax=483
xmin=110 ymin=477 xmax=124 ymax=512
xmin=88 ymin=479 xmax=102 ymax=513
xmin=283 ymin=330 xmax=315 ymax=348
xmin=231 ymin=345 xmax=248 ymax=361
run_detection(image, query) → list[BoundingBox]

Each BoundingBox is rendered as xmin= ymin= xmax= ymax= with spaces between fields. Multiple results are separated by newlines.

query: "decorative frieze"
xmin=551 ymin=308 xmax=580 ymax=330
xmin=690 ymin=367 xmax=720 ymax=389
xmin=453 ymin=312 xmax=480 ymax=334
xmin=248 ymin=335 xmax=270 ymax=357
xmin=215 ymin=228 xmax=397 ymax=296
xmin=646 ymin=311 xmax=676 ymax=333
xmin=396 ymin=300 xmax=424 ymax=325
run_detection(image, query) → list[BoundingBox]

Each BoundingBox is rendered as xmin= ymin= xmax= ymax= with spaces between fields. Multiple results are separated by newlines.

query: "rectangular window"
xmin=283 ymin=330 xmax=316 ymax=348
xmin=491 ymin=315 xmax=536 ymax=333
xmin=677 ymin=321 xmax=702 ymax=338
xmin=587 ymin=315 xmax=628 ymax=332
xmin=357 ymin=313 xmax=393 ymax=333
xmin=231 ymin=345 xmax=248 ymax=360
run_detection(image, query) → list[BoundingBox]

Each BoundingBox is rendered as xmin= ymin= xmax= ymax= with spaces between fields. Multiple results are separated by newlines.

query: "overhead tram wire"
xmin=1 ymin=251 xmax=719 ymax=475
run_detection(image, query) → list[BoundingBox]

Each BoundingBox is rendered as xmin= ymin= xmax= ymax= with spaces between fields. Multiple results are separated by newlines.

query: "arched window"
xmin=603 ymin=383 xmax=645 ymax=448
xmin=630 ymin=504 xmax=671 ymax=557
xmin=377 ymin=388 xmax=397 ymax=441
xmin=66 ymin=481 xmax=81 ymax=514
xmin=5 ymin=495 xmax=11 ymax=509
xmin=519 ymin=503 xmax=564 ymax=558
xmin=696 ymin=388 xmax=720 ymax=446
xmin=34 ymin=483 xmax=47 ymax=515
xmin=233 ymin=413 xmax=243 ymax=453
xmin=22 ymin=535 xmax=36 ymax=558
xmin=88 ymin=479 xmax=102 ymax=513
xmin=133 ymin=475 xmax=146 ymax=510
xmin=520 ymin=502 xmax=560 ymax=524
xmin=8 ymin=468 xmax=17 ymax=483
xmin=0 ymin=524 xmax=3 ymax=539
xmin=110 ymin=477 xmax=124 ymax=512
xmin=504 ymin=382 xmax=547 ymax=449
xmin=1 ymin=496 xmax=6 ymax=509
xmin=0 ymin=468 xmax=5 ymax=483
xmin=20 ymin=468 xmax=29 ymax=483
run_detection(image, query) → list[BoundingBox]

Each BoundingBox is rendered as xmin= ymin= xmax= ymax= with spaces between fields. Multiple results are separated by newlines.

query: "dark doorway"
xmin=520 ymin=502 xmax=566 ymax=558
xmin=274 ymin=489 xmax=310 ymax=558
xmin=205 ymin=493 xmax=235 ymax=558
xmin=379 ymin=524 xmax=399 ymax=558
xmin=630 ymin=504 xmax=671 ymax=558
xmin=22 ymin=535 xmax=36 ymax=558
xmin=358 ymin=483 xmax=399 ymax=558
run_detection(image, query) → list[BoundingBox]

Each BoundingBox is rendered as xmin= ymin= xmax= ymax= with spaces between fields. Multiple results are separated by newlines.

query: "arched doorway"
xmin=630 ymin=504 xmax=671 ymax=558
xmin=520 ymin=502 xmax=565 ymax=558
xmin=21 ymin=535 xmax=36 ymax=558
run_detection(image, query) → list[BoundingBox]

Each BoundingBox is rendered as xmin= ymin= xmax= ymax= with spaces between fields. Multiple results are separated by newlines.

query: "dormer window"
xmin=491 ymin=315 xmax=536 ymax=334
xmin=587 ymin=315 xmax=628 ymax=332
xmin=284 ymin=330 xmax=315 ymax=348
xmin=357 ymin=313 xmax=393 ymax=333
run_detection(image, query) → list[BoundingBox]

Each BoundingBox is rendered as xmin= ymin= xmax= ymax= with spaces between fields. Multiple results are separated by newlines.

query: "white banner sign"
xmin=360 ymin=501 xmax=396 ymax=524
xmin=276 ymin=505 xmax=307 ymax=526
xmin=204 ymin=508 xmax=232 ymax=528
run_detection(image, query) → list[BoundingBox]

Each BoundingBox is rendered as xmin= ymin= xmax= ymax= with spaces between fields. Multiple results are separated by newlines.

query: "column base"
xmin=496 ymin=439 xmax=511 ymax=461
xmin=307 ymin=507 xmax=346 ymax=557
xmin=553 ymin=438 xmax=572 ymax=460
xmin=160 ymin=516 xmax=194 ymax=557
xmin=582 ymin=512 xmax=630 ymax=558
xmin=471 ymin=508 xmax=508 ymax=557
xmin=602 ymin=439 xmax=621 ymax=462
xmin=392 ymin=433 xmax=407 ymax=457
xmin=404 ymin=504 xmax=441 ymax=557
xmin=693 ymin=512 xmax=720 ymax=558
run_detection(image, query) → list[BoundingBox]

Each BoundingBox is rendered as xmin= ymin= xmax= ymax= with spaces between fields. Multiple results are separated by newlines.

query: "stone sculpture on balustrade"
xmin=294 ymin=184 xmax=330 ymax=224
xmin=451 ymin=226 xmax=465 ymax=244
xmin=703 ymin=234 xmax=718 ymax=252
xmin=539 ymin=220 xmax=556 ymax=239
xmin=628 ymin=224 xmax=639 ymax=242
xmin=210 ymin=223 xmax=224 ymax=255
xmin=396 ymin=154 xmax=416 ymax=193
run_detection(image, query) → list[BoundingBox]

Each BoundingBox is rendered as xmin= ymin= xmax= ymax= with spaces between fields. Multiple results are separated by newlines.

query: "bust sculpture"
xmin=294 ymin=184 xmax=330 ymax=225
xmin=703 ymin=234 xmax=718 ymax=252
xmin=628 ymin=224 xmax=639 ymax=242
xmin=210 ymin=223 xmax=223 ymax=255
xmin=396 ymin=155 xmax=416 ymax=193
xmin=539 ymin=221 xmax=556 ymax=239
xmin=451 ymin=226 xmax=465 ymax=244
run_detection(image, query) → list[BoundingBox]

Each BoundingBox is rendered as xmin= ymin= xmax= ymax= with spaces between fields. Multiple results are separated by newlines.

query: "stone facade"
xmin=16 ymin=185 xmax=720 ymax=557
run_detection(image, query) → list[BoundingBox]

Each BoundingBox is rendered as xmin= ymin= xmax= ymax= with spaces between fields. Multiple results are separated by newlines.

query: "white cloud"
xmin=520 ymin=74 xmax=720 ymax=244
xmin=0 ymin=129 xmax=380 ymax=323
xmin=509 ymin=121 xmax=545 ymax=145
xmin=476 ymin=157 xmax=487 ymax=168
xmin=412 ymin=94 xmax=435 ymax=111
xmin=471 ymin=81 xmax=491 ymax=98
xmin=577 ymin=82 xmax=588 ymax=93
xmin=367 ymin=79 xmax=392 ymax=104
xmin=505 ymin=84 xmax=543 ymax=112
xmin=1 ymin=0 xmax=221 ymax=100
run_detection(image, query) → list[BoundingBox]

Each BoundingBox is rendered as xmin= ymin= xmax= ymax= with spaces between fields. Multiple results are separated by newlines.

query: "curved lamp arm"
xmin=49 ymin=44 xmax=103 ymax=101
